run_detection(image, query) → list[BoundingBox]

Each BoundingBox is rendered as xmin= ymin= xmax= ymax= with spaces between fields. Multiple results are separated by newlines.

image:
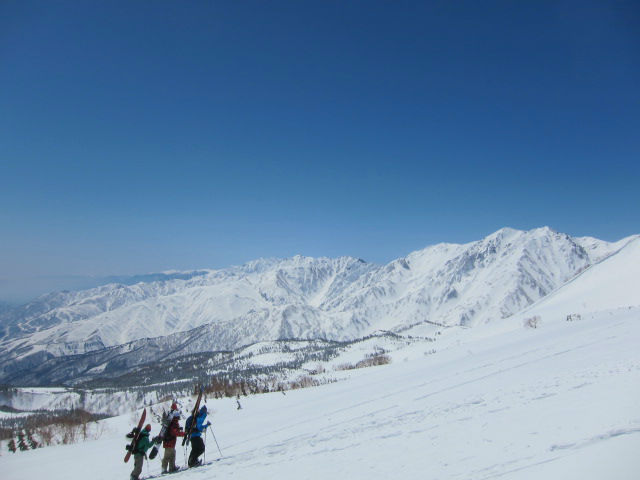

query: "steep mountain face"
xmin=317 ymin=227 xmax=596 ymax=331
xmin=0 ymin=226 xmax=633 ymax=385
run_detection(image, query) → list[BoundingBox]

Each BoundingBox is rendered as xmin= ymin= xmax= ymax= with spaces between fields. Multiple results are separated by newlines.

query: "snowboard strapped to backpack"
xmin=152 ymin=409 xmax=174 ymax=445
xmin=124 ymin=408 xmax=147 ymax=463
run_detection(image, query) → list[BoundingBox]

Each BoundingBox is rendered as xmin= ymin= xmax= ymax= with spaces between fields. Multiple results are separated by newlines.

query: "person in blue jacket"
xmin=188 ymin=405 xmax=211 ymax=467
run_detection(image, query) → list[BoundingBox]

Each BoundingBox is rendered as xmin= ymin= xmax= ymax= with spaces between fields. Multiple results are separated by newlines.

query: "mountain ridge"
xmin=1 ymin=226 xmax=637 ymax=386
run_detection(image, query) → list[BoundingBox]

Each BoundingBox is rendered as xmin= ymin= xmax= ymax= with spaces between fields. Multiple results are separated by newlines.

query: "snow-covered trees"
xmin=524 ymin=316 xmax=541 ymax=329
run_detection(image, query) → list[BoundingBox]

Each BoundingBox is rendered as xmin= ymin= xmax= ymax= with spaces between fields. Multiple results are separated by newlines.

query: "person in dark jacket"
xmin=188 ymin=405 xmax=211 ymax=467
xmin=131 ymin=424 xmax=154 ymax=480
xmin=162 ymin=403 xmax=185 ymax=473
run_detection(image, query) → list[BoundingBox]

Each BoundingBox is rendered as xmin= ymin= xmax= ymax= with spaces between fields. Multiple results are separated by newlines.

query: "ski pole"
xmin=210 ymin=426 xmax=223 ymax=458
xmin=204 ymin=429 xmax=207 ymax=464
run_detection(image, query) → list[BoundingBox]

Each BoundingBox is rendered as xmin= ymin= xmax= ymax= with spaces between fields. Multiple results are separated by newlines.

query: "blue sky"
xmin=1 ymin=1 xmax=639 ymax=301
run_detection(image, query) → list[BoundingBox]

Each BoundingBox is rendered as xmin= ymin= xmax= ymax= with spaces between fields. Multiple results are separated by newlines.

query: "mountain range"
xmin=0 ymin=226 xmax=637 ymax=386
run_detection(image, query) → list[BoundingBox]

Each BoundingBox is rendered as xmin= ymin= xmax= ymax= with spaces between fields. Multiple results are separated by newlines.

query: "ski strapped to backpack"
xmin=182 ymin=386 xmax=204 ymax=447
xmin=124 ymin=408 xmax=147 ymax=463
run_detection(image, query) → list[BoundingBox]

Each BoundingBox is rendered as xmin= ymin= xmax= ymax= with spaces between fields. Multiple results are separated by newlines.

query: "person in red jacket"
xmin=161 ymin=403 xmax=185 ymax=473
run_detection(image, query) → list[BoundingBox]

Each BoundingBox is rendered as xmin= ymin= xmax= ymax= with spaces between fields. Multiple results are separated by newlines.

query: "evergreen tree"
xmin=27 ymin=431 xmax=39 ymax=449
xmin=17 ymin=432 xmax=29 ymax=451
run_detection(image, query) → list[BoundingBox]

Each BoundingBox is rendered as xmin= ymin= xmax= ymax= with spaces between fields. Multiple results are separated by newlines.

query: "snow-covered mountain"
xmin=4 ymin=231 xmax=640 ymax=479
xmin=0 ymin=226 xmax=637 ymax=385
xmin=514 ymin=236 xmax=640 ymax=322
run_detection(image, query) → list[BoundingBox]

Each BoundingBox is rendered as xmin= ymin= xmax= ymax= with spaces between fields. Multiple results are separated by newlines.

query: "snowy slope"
xmin=514 ymin=237 xmax=640 ymax=322
xmin=1 ymin=227 xmax=635 ymax=385
xmin=4 ymin=299 xmax=639 ymax=479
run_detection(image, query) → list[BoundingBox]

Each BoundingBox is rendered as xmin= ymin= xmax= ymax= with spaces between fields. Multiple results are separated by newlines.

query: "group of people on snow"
xmin=129 ymin=402 xmax=211 ymax=480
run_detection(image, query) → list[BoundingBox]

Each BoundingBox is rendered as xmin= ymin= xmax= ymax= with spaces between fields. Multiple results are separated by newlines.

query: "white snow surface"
xmin=4 ymin=311 xmax=639 ymax=479
xmin=4 ymin=247 xmax=640 ymax=479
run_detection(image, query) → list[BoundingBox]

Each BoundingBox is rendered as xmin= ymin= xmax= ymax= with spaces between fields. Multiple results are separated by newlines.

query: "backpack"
xmin=185 ymin=415 xmax=193 ymax=433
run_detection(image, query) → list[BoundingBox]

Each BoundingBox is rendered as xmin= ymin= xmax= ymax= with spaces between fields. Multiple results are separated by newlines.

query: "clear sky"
xmin=1 ymin=1 xmax=639 ymax=302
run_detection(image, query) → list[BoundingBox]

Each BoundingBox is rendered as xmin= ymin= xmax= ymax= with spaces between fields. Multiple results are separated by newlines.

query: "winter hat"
xmin=171 ymin=402 xmax=178 ymax=410
xmin=199 ymin=405 xmax=207 ymax=415
xmin=144 ymin=424 xmax=152 ymax=432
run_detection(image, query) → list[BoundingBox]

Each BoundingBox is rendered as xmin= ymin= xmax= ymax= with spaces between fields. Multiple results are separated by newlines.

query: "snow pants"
xmin=130 ymin=454 xmax=144 ymax=480
xmin=188 ymin=436 xmax=205 ymax=467
xmin=162 ymin=447 xmax=178 ymax=472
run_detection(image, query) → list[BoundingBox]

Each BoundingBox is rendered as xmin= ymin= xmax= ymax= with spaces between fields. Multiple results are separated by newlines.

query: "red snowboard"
xmin=124 ymin=408 xmax=147 ymax=463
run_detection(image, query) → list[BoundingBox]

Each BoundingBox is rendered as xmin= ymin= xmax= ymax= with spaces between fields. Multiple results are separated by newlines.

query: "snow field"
xmin=4 ymin=306 xmax=639 ymax=479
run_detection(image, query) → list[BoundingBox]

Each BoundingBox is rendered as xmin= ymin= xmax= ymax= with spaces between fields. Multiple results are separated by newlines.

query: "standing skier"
xmin=130 ymin=424 xmax=154 ymax=480
xmin=188 ymin=405 xmax=211 ymax=467
xmin=161 ymin=403 xmax=185 ymax=473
